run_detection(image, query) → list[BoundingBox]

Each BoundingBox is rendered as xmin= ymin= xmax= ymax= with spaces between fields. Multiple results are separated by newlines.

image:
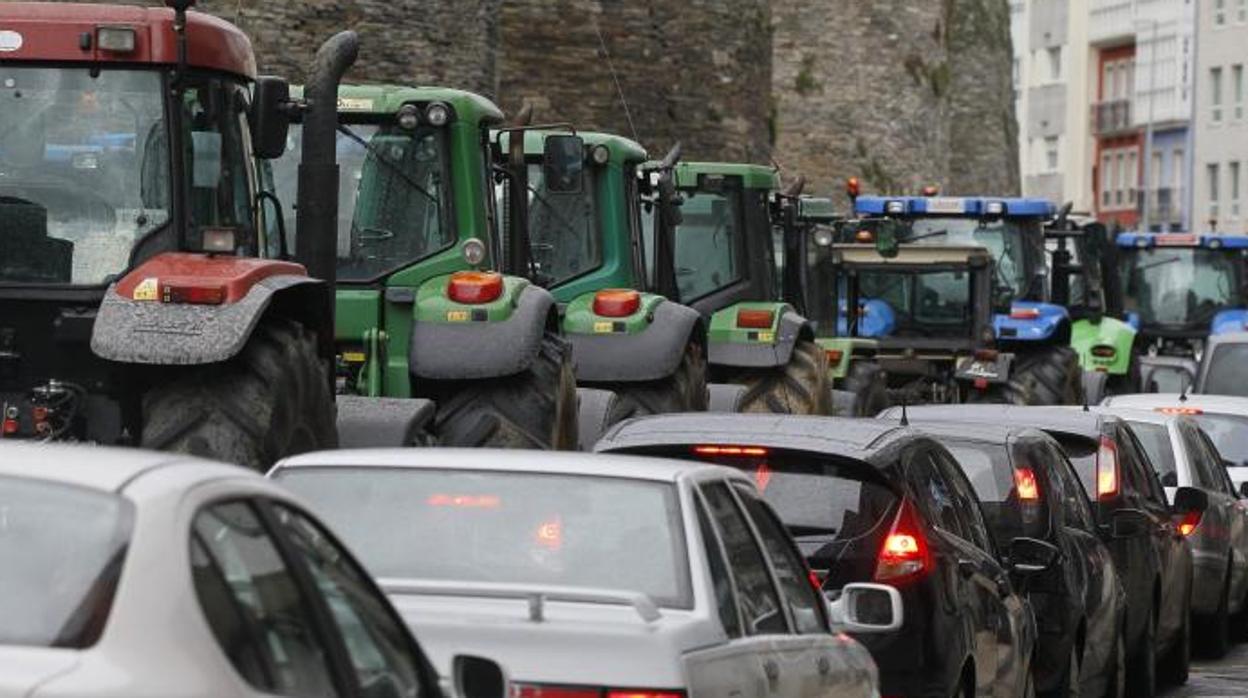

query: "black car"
xmin=881 ymin=404 xmax=1203 ymax=697
xmin=889 ymin=420 xmax=1128 ymax=698
xmin=596 ymin=414 xmax=1042 ymax=698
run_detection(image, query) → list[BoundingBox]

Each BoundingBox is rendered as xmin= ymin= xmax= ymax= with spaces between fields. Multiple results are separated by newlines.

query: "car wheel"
xmin=1103 ymin=628 xmax=1126 ymax=698
xmin=1158 ymin=597 xmax=1191 ymax=686
xmin=1230 ymin=579 xmax=1248 ymax=641
xmin=1126 ymin=609 xmax=1157 ymax=698
xmin=1199 ymin=570 xmax=1232 ymax=659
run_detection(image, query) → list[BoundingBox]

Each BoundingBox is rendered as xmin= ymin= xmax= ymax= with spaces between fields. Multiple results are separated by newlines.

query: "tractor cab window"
xmin=856 ymin=267 xmax=973 ymax=338
xmin=893 ymin=217 xmax=1031 ymax=303
xmin=1118 ymin=247 xmax=1240 ymax=328
xmin=524 ymin=161 xmax=600 ymax=287
xmin=273 ymin=122 xmax=454 ymax=282
xmin=673 ymin=182 xmax=745 ymax=302
xmin=179 ymin=76 xmax=255 ymax=248
xmin=0 ymin=67 xmax=169 ymax=285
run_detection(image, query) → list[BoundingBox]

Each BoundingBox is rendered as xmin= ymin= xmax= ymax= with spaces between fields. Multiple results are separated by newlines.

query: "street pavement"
xmin=1164 ymin=644 xmax=1248 ymax=697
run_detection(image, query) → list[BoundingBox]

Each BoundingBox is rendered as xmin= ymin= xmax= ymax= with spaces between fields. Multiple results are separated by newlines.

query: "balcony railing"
xmin=1139 ymin=187 xmax=1183 ymax=227
xmin=1093 ymin=99 xmax=1134 ymax=136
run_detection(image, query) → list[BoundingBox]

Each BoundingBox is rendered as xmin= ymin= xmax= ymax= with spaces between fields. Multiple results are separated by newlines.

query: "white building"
xmin=1192 ymin=0 xmax=1248 ymax=234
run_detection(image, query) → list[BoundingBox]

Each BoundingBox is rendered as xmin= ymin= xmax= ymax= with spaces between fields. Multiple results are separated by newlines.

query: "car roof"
xmin=595 ymin=413 xmax=911 ymax=460
xmin=881 ymin=418 xmax=1048 ymax=445
xmin=1102 ymin=393 xmax=1248 ymax=416
xmin=273 ymin=447 xmax=744 ymax=484
xmin=1091 ymin=406 xmax=1180 ymax=427
xmin=878 ymin=404 xmax=1108 ymax=438
xmin=0 ymin=443 xmax=211 ymax=492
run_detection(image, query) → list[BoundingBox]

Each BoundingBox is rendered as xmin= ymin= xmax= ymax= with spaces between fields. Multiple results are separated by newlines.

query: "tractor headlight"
xmin=397 ymin=105 xmax=420 ymax=131
xmin=425 ymin=102 xmax=451 ymax=127
xmin=460 ymin=238 xmax=487 ymax=266
xmin=590 ymin=144 xmax=611 ymax=165
xmin=984 ymin=201 xmax=1005 ymax=216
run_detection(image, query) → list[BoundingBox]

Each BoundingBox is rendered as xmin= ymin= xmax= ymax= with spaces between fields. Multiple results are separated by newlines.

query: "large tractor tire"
xmin=728 ymin=339 xmax=831 ymax=415
xmin=970 ymin=346 xmax=1082 ymax=406
xmin=141 ymin=318 xmax=335 ymax=471
xmin=840 ymin=360 xmax=890 ymax=417
xmin=417 ymin=333 xmax=577 ymax=450
xmin=596 ymin=342 xmax=709 ymax=426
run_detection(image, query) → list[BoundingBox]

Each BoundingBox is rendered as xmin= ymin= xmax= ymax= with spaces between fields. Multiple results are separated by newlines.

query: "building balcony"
xmin=1093 ymin=99 xmax=1135 ymax=136
xmin=1138 ymin=187 xmax=1184 ymax=229
xmin=1089 ymin=0 xmax=1135 ymax=45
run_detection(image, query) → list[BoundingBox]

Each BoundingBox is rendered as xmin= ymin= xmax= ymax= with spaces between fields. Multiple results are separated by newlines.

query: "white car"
xmin=0 ymin=443 xmax=505 ymax=698
xmin=1101 ymin=393 xmax=1248 ymax=490
xmin=271 ymin=449 xmax=898 ymax=698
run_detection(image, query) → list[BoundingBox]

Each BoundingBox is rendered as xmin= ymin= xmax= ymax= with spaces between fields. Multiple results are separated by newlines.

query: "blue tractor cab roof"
xmin=1115 ymin=232 xmax=1248 ymax=249
xmin=854 ymin=195 xmax=1056 ymax=218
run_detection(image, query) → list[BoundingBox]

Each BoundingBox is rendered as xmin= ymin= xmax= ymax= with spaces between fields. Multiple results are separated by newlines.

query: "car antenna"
xmin=1179 ymin=380 xmax=1190 ymax=402
xmin=899 ymin=394 xmax=910 ymax=426
xmin=1082 ymin=389 xmax=1090 ymax=412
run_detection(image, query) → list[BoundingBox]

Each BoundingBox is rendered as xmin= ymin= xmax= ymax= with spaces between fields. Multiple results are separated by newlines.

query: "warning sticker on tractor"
xmin=593 ymin=321 xmax=615 ymax=333
xmin=132 ymin=277 xmax=159 ymax=301
xmin=0 ymin=31 xmax=23 ymax=52
xmin=756 ymin=331 xmax=775 ymax=342
xmin=338 ymin=97 xmax=375 ymax=111
xmin=446 ymin=310 xmax=470 ymax=323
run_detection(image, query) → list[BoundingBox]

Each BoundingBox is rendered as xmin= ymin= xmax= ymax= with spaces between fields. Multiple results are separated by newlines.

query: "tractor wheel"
xmin=728 ymin=339 xmax=831 ymax=415
xmin=140 ymin=318 xmax=335 ymax=471
xmin=970 ymin=346 xmax=1082 ymax=406
xmin=597 ymin=342 xmax=709 ymax=426
xmin=841 ymin=360 xmax=890 ymax=417
xmin=418 ymin=333 xmax=578 ymax=450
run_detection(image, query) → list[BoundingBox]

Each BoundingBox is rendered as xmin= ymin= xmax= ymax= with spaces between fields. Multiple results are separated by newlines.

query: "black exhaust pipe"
xmin=295 ymin=30 xmax=359 ymax=296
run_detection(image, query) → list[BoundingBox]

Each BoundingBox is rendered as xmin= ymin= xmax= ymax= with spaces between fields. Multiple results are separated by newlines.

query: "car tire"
xmin=840 ymin=360 xmax=890 ymax=416
xmin=597 ymin=341 xmax=708 ymax=425
xmin=1042 ymin=642 xmax=1081 ymax=698
xmin=1158 ymin=596 xmax=1191 ymax=686
xmin=726 ymin=339 xmax=831 ymax=415
xmin=1230 ymin=580 xmax=1248 ymax=641
xmin=1103 ymin=627 xmax=1126 ymax=698
xmin=1126 ymin=609 xmax=1158 ymax=698
xmin=1198 ymin=569 xmax=1232 ymax=659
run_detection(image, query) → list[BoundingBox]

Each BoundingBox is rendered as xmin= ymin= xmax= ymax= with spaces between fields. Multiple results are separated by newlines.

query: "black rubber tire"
xmin=596 ymin=342 xmax=708 ymax=426
xmin=1158 ymin=595 xmax=1191 ymax=687
xmin=140 ymin=318 xmax=335 ymax=471
xmin=1198 ymin=570 xmax=1232 ymax=659
xmin=840 ymin=360 xmax=890 ymax=417
xmin=1230 ymin=579 xmax=1248 ymax=641
xmin=1104 ymin=625 xmax=1126 ymax=698
xmin=416 ymin=333 xmax=578 ymax=450
xmin=971 ymin=346 xmax=1082 ymax=405
xmin=1127 ymin=608 xmax=1158 ymax=698
xmin=727 ymin=339 xmax=831 ymax=415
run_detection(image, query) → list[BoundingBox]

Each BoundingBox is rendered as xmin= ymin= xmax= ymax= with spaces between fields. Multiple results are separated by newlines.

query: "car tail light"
xmin=808 ymin=568 xmax=824 ymax=593
xmin=1014 ymin=468 xmax=1040 ymax=501
xmin=1178 ymin=510 xmax=1203 ymax=537
xmin=1091 ymin=345 xmax=1116 ymax=358
xmin=736 ymin=309 xmax=775 ymax=329
xmin=513 ymin=687 xmax=599 ymax=698
xmin=1096 ymin=436 xmax=1120 ymax=500
xmin=162 ymin=283 xmax=226 ymax=305
xmin=606 ymin=691 xmax=685 ymax=698
xmin=692 ymin=445 xmax=769 ymax=457
xmin=447 ymin=271 xmax=504 ymax=304
xmin=592 ymin=289 xmax=641 ymax=317
xmin=1009 ymin=306 xmax=1040 ymax=320
xmin=874 ymin=498 xmax=931 ymax=583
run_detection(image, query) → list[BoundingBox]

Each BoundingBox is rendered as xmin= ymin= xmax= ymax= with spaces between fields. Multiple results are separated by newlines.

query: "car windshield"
xmin=1203 ymin=344 xmax=1248 ymax=398
xmin=0 ymin=67 xmax=169 ymax=285
xmin=856 ymin=267 xmax=974 ymax=337
xmin=276 ymin=468 xmax=692 ymax=608
xmin=1118 ymin=247 xmax=1240 ymax=328
xmin=940 ymin=439 xmax=1049 ymax=546
xmin=273 ymin=122 xmax=454 ymax=282
xmin=0 ymin=476 xmax=133 ymax=648
xmin=1125 ymin=421 xmax=1179 ymax=487
xmin=900 ymin=217 xmax=1031 ymax=300
xmin=1191 ymin=413 xmax=1248 ymax=466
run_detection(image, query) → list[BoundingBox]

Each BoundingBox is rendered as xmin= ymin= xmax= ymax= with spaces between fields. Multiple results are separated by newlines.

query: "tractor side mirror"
xmin=875 ymin=219 xmax=900 ymax=259
xmin=251 ymin=76 xmax=292 ymax=160
xmin=542 ymin=134 xmax=585 ymax=194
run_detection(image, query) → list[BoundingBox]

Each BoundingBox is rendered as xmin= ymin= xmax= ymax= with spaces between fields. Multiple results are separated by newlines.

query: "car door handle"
xmin=958 ymin=559 xmax=978 ymax=579
xmin=764 ymin=659 xmax=780 ymax=682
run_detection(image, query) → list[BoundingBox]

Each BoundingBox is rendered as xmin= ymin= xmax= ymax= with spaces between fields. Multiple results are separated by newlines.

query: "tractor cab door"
xmin=672 ymin=176 xmax=773 ymax=318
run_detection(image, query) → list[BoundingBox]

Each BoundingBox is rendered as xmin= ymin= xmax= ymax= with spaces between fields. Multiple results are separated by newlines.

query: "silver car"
xmin=1092 ymin=407 xmax=1248 ymax=657
xmin=270 ymin=449 xmax=897 ymax=698
xmin=1101 ymin=393 xmax=1248 ymax=490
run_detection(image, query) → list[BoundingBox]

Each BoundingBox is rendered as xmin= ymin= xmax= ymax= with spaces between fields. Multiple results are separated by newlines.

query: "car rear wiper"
xmin=789 ymin=524 xmax=839 ymax=537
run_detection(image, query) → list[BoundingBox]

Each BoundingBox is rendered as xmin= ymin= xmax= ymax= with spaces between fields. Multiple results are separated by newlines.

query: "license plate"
xmin=925 ymin=197 xmax=966 ymax=214
xmin=955 ymin=354 xmax=1012 ymax=383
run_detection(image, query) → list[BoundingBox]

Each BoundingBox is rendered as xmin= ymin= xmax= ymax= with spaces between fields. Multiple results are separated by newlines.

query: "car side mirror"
xmin=542 ymin=134 xmax=585 ymax=194
xmin=1238 ymin=481 xmax=1248 ymax=499
xmin=1110 ymin=508 xmax=1151 ymax=538
xmin=1007 ymin=536 xmax=1060 ymax=574
xmin=826 ymin=582 xmax=903 ymax=633
xmin=1172 ymin=486 xmax=1210 ymax=516
xmin=251 ymin=76 xmax=291 ymax=159
xmin=451 ymin=655 xmax=509 ymax=698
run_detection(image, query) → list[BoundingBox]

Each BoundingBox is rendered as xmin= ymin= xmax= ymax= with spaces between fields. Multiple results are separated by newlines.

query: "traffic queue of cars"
xmin=5 ymin=392 xmax=1248 ymax=698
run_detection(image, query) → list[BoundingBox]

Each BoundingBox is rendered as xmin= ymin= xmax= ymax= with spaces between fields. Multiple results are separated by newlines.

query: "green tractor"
xmin=271 ymin=85 xmax=577 ymax=450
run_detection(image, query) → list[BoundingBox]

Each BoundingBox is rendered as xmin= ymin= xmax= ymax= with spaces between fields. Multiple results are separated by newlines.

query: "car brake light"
xmin=593 ymin=289 xmax=641 ymax=317
xmin=692 ymin=445 xmax=769 ymax=457
xmin=1096 ymin=436 xmax=1120 ymax=500
xmin=514 ymin=686 xmax=599 ymax=698
xmin=1157 ymin=406 xmax=1204 ymax=415
xmin=606 ymin=692 xmax=685 ymax=698
xmin=753 ymin=461 xmax=773 ymax=491
xmin=808 ymin=568 xmax=824 ymax=593
xmin=874 ymin=498 xmax=931 ymax=583
xmin=1009 ymin=306 xmax=1041 ymax=320
xmin=1178 ymin=510 xmax=1203 ymax=537
xmin=447 ymin=271 xmax=504 ymax=304
xmin=161 ymin=283 xmax=226 ymax=305
xmin=1014 ymin=468 xmax=1040 ymax=501
xmin=736 ymin=309 xmax=775 ymax=329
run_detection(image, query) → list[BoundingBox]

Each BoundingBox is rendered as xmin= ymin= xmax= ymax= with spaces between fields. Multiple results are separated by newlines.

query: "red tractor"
xmin=0 ymin=1 xmax=355 ymax=468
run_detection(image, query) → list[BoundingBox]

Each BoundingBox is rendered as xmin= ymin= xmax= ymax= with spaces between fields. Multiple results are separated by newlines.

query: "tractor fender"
xmin=409 ymin=283 xmax=555 ymax=380
xmin=336 ymin=395 xmax=435 ymax=448
xmin=91 ymin=253 xmax=325 ymax=365
xmin=709 ymin=309 xmax=810 ymax=368
xmin=570 ymin=300 xmax=704 ymax=382
xmin=1212 ymin=308 xmax=1248 ymax=335
xmin=993 ymin=301 xmax=1069 ymax=342
xmin=1070 ymin=316 xmax=1137 ymax=375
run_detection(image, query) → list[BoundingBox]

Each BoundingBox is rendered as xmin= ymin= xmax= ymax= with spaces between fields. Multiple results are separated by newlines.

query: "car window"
xmin=910 ymin=449 xmax=968 ymax=541
xmin=932 ymin=450 xmax=995 ymax=553
xmin=1203 ymin=343 xmax=1248 ymax=397
xmin=1129 ymin=420 xmax=1180 ymax=488
xmin=1193 ymin=428 xmax=1235 ymax=496
xmin=940 ymin=437 xmax=1047 ymax=547
xmin=190 ymin=501 xmax=338 ymax=697
xmin=1118 ymin=426 xmax=1167 ymax=504
xmin=695 ymin=497 xmax=743 ymax=638
xmin=1178 ymin=422 xmax=1219 ymax=491
xmin=1044 ymin=441 xmax=1096 ymax=531
xmin=1191 ymin=413 xmax=1248 ymax=466
xmin=732 ymin=483 xmax=827 ymax=634
xmin=699 ymin=481 xmax=788 ymax=635
xmin=271 ymin=504 xmax=425 ymax=698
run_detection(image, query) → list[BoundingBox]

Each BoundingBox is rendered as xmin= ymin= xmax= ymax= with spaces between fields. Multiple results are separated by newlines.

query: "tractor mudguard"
xmin=1070 ymin=316 xmax=1137 ymax=375
xmin=409 ymin=277 xmax=555 ymax=380
xmin=336 ymin=395 xmax=435 ymax=448
xmin=815 ymin=337 xmax=861 ymax=380
xmin=1212 ymin=308 xmax=1248 ymax=335
xmin=91 ymin=253 xmax=324 ymax=365
xmin=708 ymin=303 xmax=809 ymax=368
xmin=569 ymin=299 xmax=703 ymax=382
xmin=993 ymin=301 xmax=1069 ymax=342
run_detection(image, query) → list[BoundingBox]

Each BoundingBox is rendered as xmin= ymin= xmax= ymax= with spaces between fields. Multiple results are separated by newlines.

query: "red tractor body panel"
xmin=0 ymin=3 xmax=256 ymax=79
xmin=114 ymin=253 xmax=308 ymax=304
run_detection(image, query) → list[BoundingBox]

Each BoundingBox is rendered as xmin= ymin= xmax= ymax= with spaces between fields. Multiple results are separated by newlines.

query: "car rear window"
xmin=940 ymin=439 xmax=1049 ymax=546
xmin=276 ymin=468 xmax=692 ymax=608
xmin=1191 ymin=413 xmax=1248 ymax=466
xmin=1204 ymin=344 xmax=1248 ymax=398
xmin=0 ymin=476 xmax=133 ymax=648
xmin=1048 ymin=432 xmax=1098 ymax=497
xmin=1125 ymin=421 xmax=1178 ymax=486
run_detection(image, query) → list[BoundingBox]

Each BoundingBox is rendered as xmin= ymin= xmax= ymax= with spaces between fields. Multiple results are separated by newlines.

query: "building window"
xmin=1239 ymin=0 xmax=1248 ymax=23
xmin=1209 ymin=163 xmax=1221 ymax=219
xmin=1234 ymin=65 xmax=1244 ymax=120
xmin=1048 ymin=47 xmax=1062 ymax=82
xmin=1232 ymin=162 xmax=1242 ymax=218
xmin=1101 ymin=154 xmax=1113 ymax=208
xmin=1044 ymin=137 xmax=1059 ymax=171
xmin=1116 ymin=152 xmax=1126 ymax=206
xmin=1216 ymin=0 xmax=1227 ymax=25
xmin=1212 ymin=67 xmax=1224 ymax=123
xmin=1152 ymin=150 xmax=1164 ymax=191
xmin=1128 ymin=150 xmax=1138 ymax=204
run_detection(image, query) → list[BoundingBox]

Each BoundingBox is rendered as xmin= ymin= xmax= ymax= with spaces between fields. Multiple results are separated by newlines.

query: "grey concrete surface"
xmin=1164 ymin=644 xmax=1248 ymax=697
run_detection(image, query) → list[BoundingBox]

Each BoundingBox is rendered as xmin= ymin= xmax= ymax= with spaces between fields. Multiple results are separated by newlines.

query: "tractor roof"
xmin=831 ymin=243 xmax=993 ymax=266
xmin=854 ymin=195 xmax=1055 ymax=218
xmin=0 ymin=3 xmax=255 ymax=79
xmin=672 ymin=162 xmax=779 ymax=191
xmin=1114 ymin=232 xmax=1248 ymax=249
xmin=313 ymin=83 xmax=504 ymax=126
xmin=497 ymin=129 xmax=648 ymax=163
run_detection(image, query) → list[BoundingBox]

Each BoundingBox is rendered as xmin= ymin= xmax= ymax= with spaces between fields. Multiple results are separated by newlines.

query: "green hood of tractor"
xmin=671 ymin=162 xmax=779 ymax=191
xmin=295 ymin=83 xmax=505 ymax=125
xmin=495 ymin=128 xmax=649 ymax=164
xmin=1070 ymin=316 xmax=1137 ymax=375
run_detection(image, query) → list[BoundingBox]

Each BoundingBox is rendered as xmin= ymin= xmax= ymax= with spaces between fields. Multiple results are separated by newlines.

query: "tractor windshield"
xmin=0 ymin=67 xmax=169 ymax=285
xmin=856 ymin=267 xmax=974 ymax=338
xmin=897 ymin=217 xmax=1031 ymax=301
xmin=672 ymin=185 xmax=744 ymax=302
xmin=523 ymin=162 xmax=600 ymax=286
xmin=1118 ymin=247 xmax=1241 ymax=329
xmin=275 ymin=122 xmax=454 ymax=282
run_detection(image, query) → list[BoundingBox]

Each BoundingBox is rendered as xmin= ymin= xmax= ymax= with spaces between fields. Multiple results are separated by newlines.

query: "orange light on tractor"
xmin=447 ymin=271 xmax=504 ymax=304
xmin=921 ymin=185 xmax=940 ymax=197
xmin=1009 ymin=306 xmax=1041 ymax=320
xmin=162 ymin=283 xmax=226 ymax=305
xmin=847 ymin=177 xmax=861 ymax=198
xmin=855 ymin=230 xmax=874 ymax=243
xmin=737 ymin=309 xmax=775 ymax=329
xmin=593 ymin=289 xmax=641 ymax=317
xmin=826 ymin=349 xmax=844 ymax=363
